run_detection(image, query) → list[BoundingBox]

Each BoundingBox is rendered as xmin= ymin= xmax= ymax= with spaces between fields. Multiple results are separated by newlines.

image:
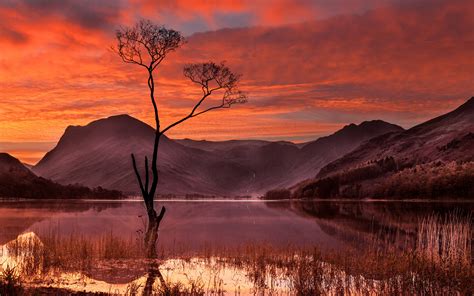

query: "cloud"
xmin=0 ymin=25 xmax=29 ymax=44
xmin=0 ymin=0 xmax=473 ymax=164
xmin=3 ymin=0 xmax=124 ymax=29
xmin=132 ymin=0 xmax=412 ymax=32
xmin=177 ymin=0 xmax=473 ymax=100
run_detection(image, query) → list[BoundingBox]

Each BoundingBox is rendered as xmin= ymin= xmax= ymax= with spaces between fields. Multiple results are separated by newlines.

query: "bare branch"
xmin=114 ymin=20 xmax=185 ymax=71
xmin=157 ymin=206 xmax=166 ymax=224
xmin=144 ymin=156 xmax=149 ymax=193
xmin=131 ymin=153 xmax=146 ymax=197
xmin=160 ymin=61 xmax=247 ymax=135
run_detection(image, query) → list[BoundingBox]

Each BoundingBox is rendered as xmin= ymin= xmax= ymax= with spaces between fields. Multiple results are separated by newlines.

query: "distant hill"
xmin=33 ymin=115 xmax=402 ymax=196
xmin=294 ymin=120 xmax=404 ymax=184
xmin=0 ymin=153 xmax=123 ymax=199
xmin=0 ymin=153 xmax=32 ymax=177
xmin=318 ymin=97 xmax=474 ymax=177
xmin=176 ymin=139 xmax=273 ymax=153
xmin=293 ymin=97 xmax=474 ymax=199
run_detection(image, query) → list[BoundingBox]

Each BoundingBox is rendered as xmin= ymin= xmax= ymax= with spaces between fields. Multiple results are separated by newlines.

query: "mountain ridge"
xmin=318 ymin=97 xmax=474 ymax=178
xmin=293 ymin=96 xmax=474 ymax=199
xmin=33 ymin=116 xmax=402 ymax=196
xmin=0 ymin=153 xmax=123 ymax=199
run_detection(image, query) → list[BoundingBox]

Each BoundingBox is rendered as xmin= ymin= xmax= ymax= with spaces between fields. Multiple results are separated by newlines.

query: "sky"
xmin=0 ymin=0 xmax=473 ymax=164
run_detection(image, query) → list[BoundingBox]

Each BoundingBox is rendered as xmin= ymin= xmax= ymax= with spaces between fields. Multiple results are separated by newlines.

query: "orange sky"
xmin=0 ymin=0 xmax=473 ymax=164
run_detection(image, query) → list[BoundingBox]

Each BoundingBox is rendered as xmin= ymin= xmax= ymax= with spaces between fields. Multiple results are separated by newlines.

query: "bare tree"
xmin=114 ymin=20 xmax=247 ymax=258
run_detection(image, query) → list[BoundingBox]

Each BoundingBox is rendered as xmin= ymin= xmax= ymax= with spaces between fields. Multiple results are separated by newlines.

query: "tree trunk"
xmin=144 ymin=205 xmax=166 ymax=258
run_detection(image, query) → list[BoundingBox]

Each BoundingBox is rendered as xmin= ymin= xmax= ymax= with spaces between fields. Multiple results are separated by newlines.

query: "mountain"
xmin=0 ymin=153 xmax=35 ymax=178
xmin=294 ymin=97 xmax=474 ymax=199
xmin=0 ymin=153 xmax=123 ymax=199
xmin=176 ymin=139 xmax=273 ymax=153
xmin=34 ymin=115 xmax=255 ymax=196
xmin=293 ymin=120 xmax=404 ymax=184
xmin=319 ymin=97 xmax=474 ymax=177
xmin=176 ymin=120 xmax=403 ymax=192
xmin=33 ymin=115 xmax=402 ymax=196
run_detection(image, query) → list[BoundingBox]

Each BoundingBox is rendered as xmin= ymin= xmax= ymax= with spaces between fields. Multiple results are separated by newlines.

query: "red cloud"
xmin=0 ymin=0 xmax=473 ymax=163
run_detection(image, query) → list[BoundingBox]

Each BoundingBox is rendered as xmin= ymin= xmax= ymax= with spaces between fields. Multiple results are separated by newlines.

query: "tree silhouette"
xmin=114 ymin=20 xmax=247 ymax=258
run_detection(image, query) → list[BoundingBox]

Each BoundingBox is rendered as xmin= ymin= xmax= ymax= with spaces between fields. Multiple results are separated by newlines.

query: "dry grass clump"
xmin=417 ymin=212 xmax=472 ymax=266
xmin=0 ymin=265 xmax=23 ymax=295
xmin=218 ymin=244 xmax=473 ymax=295
xmin=7 ymin=229 xmax=144 ymax=275
xmin=124 ymin=281 xmax=207 ymax=296
xmin=152 ymin=281 xmax=206 ymax=296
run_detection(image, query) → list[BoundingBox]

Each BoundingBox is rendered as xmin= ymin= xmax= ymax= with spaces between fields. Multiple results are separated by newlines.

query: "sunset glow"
xmin=1 ymin=0 xmax=473 ymax=163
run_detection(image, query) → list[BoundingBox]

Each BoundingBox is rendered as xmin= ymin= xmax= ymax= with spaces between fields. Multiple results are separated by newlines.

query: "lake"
xmin=1 ymin=199 xmax=472 ymax=249
xmin=0 ymin=199 xmax=472 ymax=294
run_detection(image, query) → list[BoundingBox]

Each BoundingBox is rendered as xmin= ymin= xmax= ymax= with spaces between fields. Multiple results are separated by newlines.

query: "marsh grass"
xmin=219 ymin=244 xmax=473 ymax=295
xmin=4 ymin=211 xmax=473 ymax=295
xmin=7 ymin=229 xmax=144 ymax=275
xmin=151 ymin=281 xmax=206 ymax=296
xmin=0 ymin=265 xmax=23 ymax=295
xmin=417 ymin=212 xmax=472 ymax=266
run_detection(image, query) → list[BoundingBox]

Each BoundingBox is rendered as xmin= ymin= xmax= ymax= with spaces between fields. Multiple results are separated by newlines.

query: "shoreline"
xmin=0 ymin=197 xmax=473 ymax=203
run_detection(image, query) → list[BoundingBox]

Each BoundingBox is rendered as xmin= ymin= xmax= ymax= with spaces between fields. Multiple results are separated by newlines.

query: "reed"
xmin=3 ymin=211 xmax=473 ymax=295
xmin=6 ymin=229 xmax=144 ymax=275
xmin=417 ymin=211 xmax=472 ymax=266
xmin=0 ymin=265 xmax=23 ymax=295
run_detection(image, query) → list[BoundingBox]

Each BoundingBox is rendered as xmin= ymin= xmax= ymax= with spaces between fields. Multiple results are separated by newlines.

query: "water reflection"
xmin=284 ymin=200 xmax=474 ymax=250
xmin=1 ymin=200 xmax=472 ymax=254
xmin=0 ymin=199 xmax=472 ymax=295
xmin=0 ymin=232 xmax=292 ymax=294
xmin=1 ymin=200 xmax=344 ymax=254
xmin=0 ymin=200 xmax=120 ymax=245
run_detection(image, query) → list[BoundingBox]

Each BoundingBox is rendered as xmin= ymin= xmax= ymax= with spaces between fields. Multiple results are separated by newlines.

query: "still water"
xmin=1 ymin=199 xmax=472 ymax=251
xmin=0 ymin=199 xmax=472 ymax=294
xmin=0 ymin=200 xmax=474 ymax=251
